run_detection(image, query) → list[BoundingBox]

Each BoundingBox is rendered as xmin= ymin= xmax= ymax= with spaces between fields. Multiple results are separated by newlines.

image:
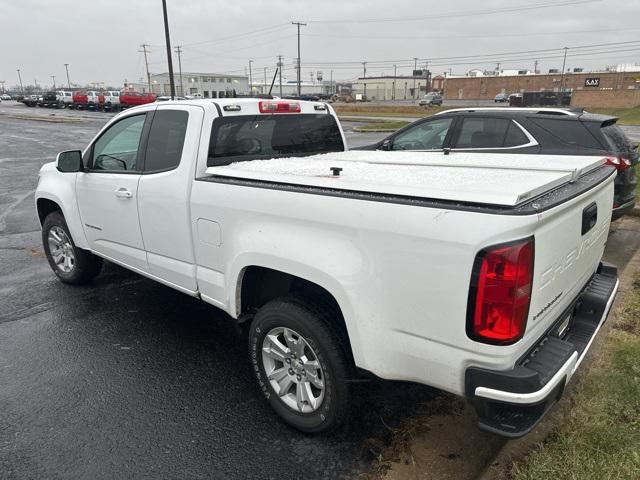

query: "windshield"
xmin=207 ymin=114 xmax=344 ymax=166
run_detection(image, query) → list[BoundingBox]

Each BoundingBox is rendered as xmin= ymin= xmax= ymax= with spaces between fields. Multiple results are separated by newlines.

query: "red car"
xmin=71 ymin=91 xmax=88 ymax=109
xmin=119 ymin=91 xmax=156 ymax=108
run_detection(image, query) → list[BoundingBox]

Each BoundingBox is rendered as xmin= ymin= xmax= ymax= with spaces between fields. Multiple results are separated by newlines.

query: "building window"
xmin=204 ymin=91 xmax=210 ymax=98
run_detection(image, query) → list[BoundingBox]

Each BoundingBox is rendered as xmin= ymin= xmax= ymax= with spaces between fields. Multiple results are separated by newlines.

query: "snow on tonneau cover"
xmin=206 ymin=150 xmax=615 ymax=346
xmin=205 ymin=151 xmax=604 ymax=207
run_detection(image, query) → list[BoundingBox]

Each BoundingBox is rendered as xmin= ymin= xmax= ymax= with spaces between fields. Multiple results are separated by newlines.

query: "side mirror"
xmin=56 ymin=150 xmax=83 ymax=173
xmin=380 ymin=139 xmax=392 ymax=151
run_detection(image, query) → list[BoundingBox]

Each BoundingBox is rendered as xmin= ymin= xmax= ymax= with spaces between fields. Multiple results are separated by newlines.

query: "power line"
xmin=300 ymin=40 xmax=640 ymax=66
xmin=181 ymin=23 xmax=290 ymax=47
xmin=305 ymin=0 xmax=600 ymax=23
xmin=300 ymin=26 xmax=638 ymax=41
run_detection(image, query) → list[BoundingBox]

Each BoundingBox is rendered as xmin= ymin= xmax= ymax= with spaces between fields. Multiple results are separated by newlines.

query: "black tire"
xmin=42 ymin=211 xmax=102 ymax=285
xmin=249 ymin=295 xmax=351 ymax=433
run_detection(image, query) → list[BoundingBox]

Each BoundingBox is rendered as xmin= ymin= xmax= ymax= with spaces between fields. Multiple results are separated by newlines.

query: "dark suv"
xmin=357 ymin=107 xmax=638 ymax=219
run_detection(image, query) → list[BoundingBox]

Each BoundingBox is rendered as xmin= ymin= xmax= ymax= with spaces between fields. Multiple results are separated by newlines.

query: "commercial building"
xmin=352 ymin=75 xmax=432 ymax=101
xmin=443 ymin=70 xmax=640 ymax=101
xmin=250 ymin=80 xmax=335 ymax=96
xmin=127 ymin=72 xmax=250 ymax=97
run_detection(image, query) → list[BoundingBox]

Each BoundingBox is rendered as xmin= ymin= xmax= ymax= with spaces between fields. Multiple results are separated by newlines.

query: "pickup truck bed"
xmin=206 ymin=151 xmax=605 ymax=207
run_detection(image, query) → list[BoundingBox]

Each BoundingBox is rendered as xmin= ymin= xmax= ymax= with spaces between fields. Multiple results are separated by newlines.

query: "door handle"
xmin=115 ymin=188 xmax=133 ymax=199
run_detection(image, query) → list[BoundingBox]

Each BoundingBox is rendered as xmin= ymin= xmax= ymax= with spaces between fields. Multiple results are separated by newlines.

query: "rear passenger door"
xmin=450 ymin=116 xmax=537 ymax=152
xmin=137 ymin=104 xmax=204 ymax=293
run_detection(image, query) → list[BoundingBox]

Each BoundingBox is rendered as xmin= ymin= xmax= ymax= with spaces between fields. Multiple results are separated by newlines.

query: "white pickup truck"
xmin=103 ymin=91 xmax=121 ymax=112
xmin=35 ymin=99 xmax=619 ymax=437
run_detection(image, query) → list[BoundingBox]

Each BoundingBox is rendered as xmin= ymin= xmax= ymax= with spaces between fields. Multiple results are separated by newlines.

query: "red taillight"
xmin=467 ymin=238 xmax=534 ymax=345
xmin=259 ymin=101 xmax=301 ymax=113
xmin=604 ymin=156 xmax=631 ymax=171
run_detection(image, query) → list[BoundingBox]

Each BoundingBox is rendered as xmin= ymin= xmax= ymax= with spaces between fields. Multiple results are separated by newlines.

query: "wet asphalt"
xmin=0 ymin=103 xmax=427 ymax=480
xmin=1 ymin=102 xmax=639 ymax=480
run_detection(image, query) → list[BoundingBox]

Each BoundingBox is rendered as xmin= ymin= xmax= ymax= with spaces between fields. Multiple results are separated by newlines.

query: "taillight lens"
xmin=604 ymin=156 xmax=631 ymax=171
xmin=467 ymin=238 xmax=534 ymax=345
xmin=259 ymin=101 xmax=301 ymax=113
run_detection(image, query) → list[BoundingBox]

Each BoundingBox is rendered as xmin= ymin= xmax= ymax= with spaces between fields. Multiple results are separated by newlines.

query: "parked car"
xmin=418 ymin=92 xmax=443 ymax=106
xmin=357 ymin=107 xmax=637 ymax=219
xmin=494 ymin=93 xmax=509 ymax=103
xmin=103 ymin=91 xmax=121 ymax=111
xmin=71 ymin=91 xmax=89 ymax=109
xmin=21 ymin=94 xmax=39 ymax=107
xmin=1 ymin=93 xmax=11 ymax=101
xmin=86 ymin=91 xmax=104 ymax=110
xmin=119 ymin=91 xmax=156 ymax=108
xmin=57 ymin=90 xmax=73 ymax=108
xmin=36 ymin=98 xmax=618 ymax=438
xmin=38 ymin=91 xmax=59 ymax=108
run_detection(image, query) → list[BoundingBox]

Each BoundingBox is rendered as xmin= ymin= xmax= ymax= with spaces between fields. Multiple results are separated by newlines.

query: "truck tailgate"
xmin=205 ymin=151 xmax=605 ymax=207
xmin=524 ymin=166 xmax=616 ymax=343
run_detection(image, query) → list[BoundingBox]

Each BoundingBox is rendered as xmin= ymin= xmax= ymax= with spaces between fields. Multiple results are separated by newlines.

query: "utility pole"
xmin=330 ymin=69 xmax=333 ymax=94
xmin=413 ymin=57 xmax=418 ymax=101
xmin=16 ymin=69 xmax=23 ymax=93
xmin=175 ymin=45 xmax=184 ymax=96
xmin=393 ymin=64 xmax=397 ymax=100
xmin=139 ymin=44 xmax=152 ymax=93
xmin=51 ymin=75 xmax=56 ymax=89
xmin=161 ymin=0 xmax=176 ymax=99
xmin=534 ymin=60 xmax=538 ymax=74
xmin=248 ymin=59 xmax=253 ymax=95
xmin=362 ymin=62 xmax=367 ymax=99
xmin=560 ymin=46 xmax=568 ymax=94
xmin=277 ymin=55 xmax=283 ymax=97
xmin=64 ymin=64 xmax=71 ymax=89
xmin=264 ymin=67 xmax=267 ymax=94
xmin=292 ymin=21 xmax=306 ymax=96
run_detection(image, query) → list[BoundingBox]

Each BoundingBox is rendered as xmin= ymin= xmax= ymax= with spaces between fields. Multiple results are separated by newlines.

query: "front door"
xmin=76 ymin=112 xmax=151 ymax=272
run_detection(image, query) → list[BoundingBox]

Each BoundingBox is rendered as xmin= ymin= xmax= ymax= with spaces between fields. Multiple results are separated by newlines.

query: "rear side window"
xmin=601 ymin=123 xmax=635 ymax=156
xmin=503 ymin=122 xmax=530 ymax=147
xmin=454 ymin=117 xmax=515 ymax=148
xmin=530 ymin=118 xmax=601 ymax=150
xmin=145 ymin=110 xmax=189 ymax=172
xmin=208 ymin=114 xmax=344 ymax=166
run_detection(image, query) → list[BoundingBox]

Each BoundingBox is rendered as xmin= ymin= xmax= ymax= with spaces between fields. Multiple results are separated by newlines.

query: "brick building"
xmin=443 ymin=71 xmax=640 ymax=101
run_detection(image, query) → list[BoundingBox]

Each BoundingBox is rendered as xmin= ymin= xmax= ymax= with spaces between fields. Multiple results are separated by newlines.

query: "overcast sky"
xmin=1 ymin=0 xmax=639 ymax=89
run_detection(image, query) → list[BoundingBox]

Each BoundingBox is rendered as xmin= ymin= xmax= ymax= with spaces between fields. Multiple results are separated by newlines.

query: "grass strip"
xmin=511 ymin=275 xmax=640 ymax=480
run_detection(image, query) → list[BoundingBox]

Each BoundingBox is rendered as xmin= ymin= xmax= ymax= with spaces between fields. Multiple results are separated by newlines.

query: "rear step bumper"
xmin=465 ymin=262 xmax=619 ymax=438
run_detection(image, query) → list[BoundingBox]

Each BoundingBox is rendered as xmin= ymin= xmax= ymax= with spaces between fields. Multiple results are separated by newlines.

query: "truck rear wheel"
xmin=249 ymin=295 xmax=351 ymax=433
xmin=42 ymin=211 xmax=102 ymax=285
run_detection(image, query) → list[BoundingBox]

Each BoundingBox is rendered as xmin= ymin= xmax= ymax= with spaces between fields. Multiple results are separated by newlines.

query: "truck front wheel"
xmin=42 ymin=211 xmax=102 ymax=284
xmin=249 ymin=296 xmax=351 ymax=433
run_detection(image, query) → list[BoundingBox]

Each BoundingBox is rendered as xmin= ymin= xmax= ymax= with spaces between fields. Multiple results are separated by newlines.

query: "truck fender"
xmin=227 ymin=253 xmax=363 ymax=366
xmin=35 ymin=167 xmax=89 ymax=250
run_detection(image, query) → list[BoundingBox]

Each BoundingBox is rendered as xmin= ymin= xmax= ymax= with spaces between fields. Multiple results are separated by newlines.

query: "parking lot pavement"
xmin=0 ymin=106 xmax=435 ymax=479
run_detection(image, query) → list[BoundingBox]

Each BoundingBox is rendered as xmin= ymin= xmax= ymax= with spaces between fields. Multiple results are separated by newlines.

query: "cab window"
xmin=390 ymin=117 xmax=452 ymax=151
xmin=90 ymin=114 xmax=147 ymax=172
xmin=144 ymin=110 xmax=189 ymax=172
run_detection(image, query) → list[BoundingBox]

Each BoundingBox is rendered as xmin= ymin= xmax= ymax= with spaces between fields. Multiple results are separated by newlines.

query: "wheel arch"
xmin=234 ymin=263 xmax=359 ymax=367
xmin=36 ymin=197 xmax=62 ymax=226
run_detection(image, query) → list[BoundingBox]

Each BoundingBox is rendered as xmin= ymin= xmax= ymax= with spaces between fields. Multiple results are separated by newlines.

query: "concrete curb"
xmin=478 ymin=217 xmax=640 ymax=480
